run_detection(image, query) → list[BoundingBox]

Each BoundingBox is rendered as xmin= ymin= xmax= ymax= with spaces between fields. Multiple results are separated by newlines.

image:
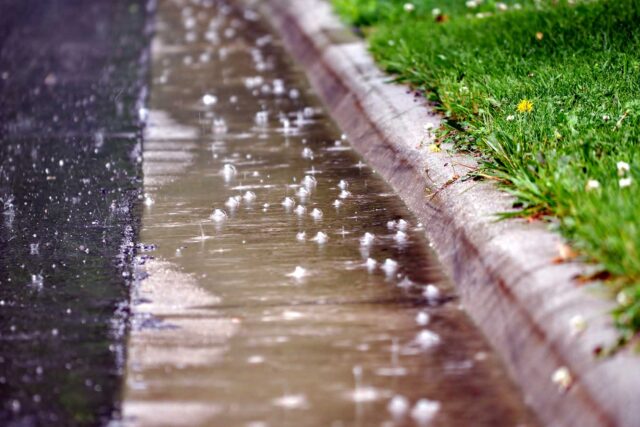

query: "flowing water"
xmin=121 ymin=1 xmax=538 ymax=426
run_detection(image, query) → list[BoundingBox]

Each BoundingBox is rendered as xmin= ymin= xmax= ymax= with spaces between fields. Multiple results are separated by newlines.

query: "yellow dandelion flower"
xmin=517 ymin=99 xmax=533 ymax=113
xmin=428 ymin=143 xmax=442 ymax=153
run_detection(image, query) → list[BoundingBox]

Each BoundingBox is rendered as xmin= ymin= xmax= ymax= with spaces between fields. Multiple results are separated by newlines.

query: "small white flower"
xmin=431 ymin=8 xmax=441 ymax=16
xmin=617 ymin=161 xmax=630 ymax=176
xmin=585 ymin=179 xmax=600 ymax=191
xmin=403 ymin=3 xmax=415 ymax=12
xmin=619 ymin=177 xmax=632 ymax=188
xmin=617 ymin=290 xmax=631 ymax=306
xmin=602 ymin=114 xmax=610 ymax=121
xmin=466 ymin=0 xmax=479 ymax=8
xmin=551 ymin=367 xmax=572 ymax=391
xmin=506 ymin=115 xmax=515 ymax=121
xmin=569 ymin=314 xmax=587 ymax=335
xmin=496 ymin=2 xmax=508 ymax=11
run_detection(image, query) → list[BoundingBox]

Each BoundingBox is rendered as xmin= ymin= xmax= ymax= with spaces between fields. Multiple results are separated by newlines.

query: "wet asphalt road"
xmin=0 ymin=1 xmax=150 ymax=425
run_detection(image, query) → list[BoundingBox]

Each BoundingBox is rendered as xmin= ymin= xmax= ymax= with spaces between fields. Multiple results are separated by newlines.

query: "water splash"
xmin=210 ymin=209 xmax=228 ymax=222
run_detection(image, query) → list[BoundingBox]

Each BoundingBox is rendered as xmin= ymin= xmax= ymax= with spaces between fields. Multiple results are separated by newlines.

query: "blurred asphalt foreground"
xmin=0 ymin=0 xmax=150 ymax=425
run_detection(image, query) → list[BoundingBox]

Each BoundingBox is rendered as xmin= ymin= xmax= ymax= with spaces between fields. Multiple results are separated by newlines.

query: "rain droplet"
xmin=272 ymin=79 xmax=286 ymax=96
xmin=398 ymin=276 xmax=413 ymax=289
xmin=202 ymin=93 xmax=217 ymax=106
xmin=365 ymin=258 xmax=377 ymax=272
xmin=416 ymin=311 xmax=430 ymax=326
xmin=225 ymin=196 xmax=241 ymax=209
xmin=311 ymin=231 xmax=328 ymax=244
xmin=243 ymin=191 xmax=257 ymax=202
xmin=247 ymin=355 xmax=265 ymax=364
xmin=213 ymin=117 xmax=227 ymax=134
xmin=382 ymin=258 xmax=398 ymax=276
xmin=310 ymin=208 xmax=323 ymax=220
xmin=360 ymin=232 xmax=375 ymax=247
xmin=255 ymin=110 xmax=269 ymax=125
xmin=282 ymin=197 xmax=295 ymax=208
xmin=388 ymin=395 xmax=410 ymax=417
xmin=423 ymin=284 xmax=440 ymax=302
xmin=302 ymin=175 xmax=317 ymax=189
xmin=272 ymin=394 xmax=308 ymax=409
xmin=296 ymin=186 xmax=309 ymax=199
xmin=210 ymin=209 xmax=228 ymax=222
xmin=415 ymin=330 xmax=441 ymax=349
xmin=411 ymin=398 xmax=441 ymax=424
xmin=394 ymin=230 xmax=408 ymax=244
xmin=31 ymin=274 xmax=44 ymax=290
xmin=222 ymin=164 xmax=237 ymax=181
xmin=144 ymin=194 xmax=155 ymax=206
xmin=287 ymin=266 xmax=307 ymax=279
xmin=301 ymin=147 xmax=314 ymax=159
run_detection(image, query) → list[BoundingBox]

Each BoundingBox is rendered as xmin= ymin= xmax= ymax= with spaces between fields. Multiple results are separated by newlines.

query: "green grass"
xmin=332 ymin=0 xmax=640 ymax=345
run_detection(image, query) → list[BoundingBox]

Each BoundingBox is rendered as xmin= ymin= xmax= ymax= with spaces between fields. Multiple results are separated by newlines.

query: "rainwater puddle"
xmin=122 ymin=1 xmax=538 ymax=426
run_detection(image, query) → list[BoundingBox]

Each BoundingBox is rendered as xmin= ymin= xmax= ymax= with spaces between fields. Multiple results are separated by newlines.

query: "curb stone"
xmin=246 ymin=0 xmax=640 ymax=426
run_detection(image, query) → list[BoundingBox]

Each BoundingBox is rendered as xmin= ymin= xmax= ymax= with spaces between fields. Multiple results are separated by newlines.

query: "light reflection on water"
xmin=122 ymin=1 xmax=538 ymax=426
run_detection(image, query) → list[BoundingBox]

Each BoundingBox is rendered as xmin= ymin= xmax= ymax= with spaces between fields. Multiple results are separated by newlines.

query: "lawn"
xmin=331 ymin=0 xmax=640 ymax=345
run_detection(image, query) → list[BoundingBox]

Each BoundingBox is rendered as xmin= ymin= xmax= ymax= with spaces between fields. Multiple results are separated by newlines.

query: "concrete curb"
xmin=248 ymin=0 xmax=640 ymax=426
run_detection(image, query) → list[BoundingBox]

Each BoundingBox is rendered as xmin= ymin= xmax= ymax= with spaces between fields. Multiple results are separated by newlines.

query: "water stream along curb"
xmin=243 ymin=0 xmax=640 ymax=426
xmin=121 ymin=0 xmax=539 ymax=426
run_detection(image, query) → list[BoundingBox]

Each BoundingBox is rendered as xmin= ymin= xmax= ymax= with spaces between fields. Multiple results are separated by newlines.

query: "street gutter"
xmin=246 ymin=0 xmax=640 ymax=426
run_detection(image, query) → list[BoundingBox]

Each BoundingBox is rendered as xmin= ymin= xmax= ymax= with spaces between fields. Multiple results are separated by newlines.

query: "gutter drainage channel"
xmin=248 ymin=0 xmax=640 ymax=426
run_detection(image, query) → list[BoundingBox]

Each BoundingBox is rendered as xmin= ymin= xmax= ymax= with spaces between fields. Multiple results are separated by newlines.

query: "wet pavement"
xmin=121 ymin=1 xmax=539 ymax=426
xmin=0 ymin=0 xmax=149 ymax=425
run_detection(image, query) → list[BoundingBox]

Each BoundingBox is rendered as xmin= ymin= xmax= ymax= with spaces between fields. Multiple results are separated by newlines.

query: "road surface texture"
xmin=0 ymin=0 xmax=149 ymax=425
